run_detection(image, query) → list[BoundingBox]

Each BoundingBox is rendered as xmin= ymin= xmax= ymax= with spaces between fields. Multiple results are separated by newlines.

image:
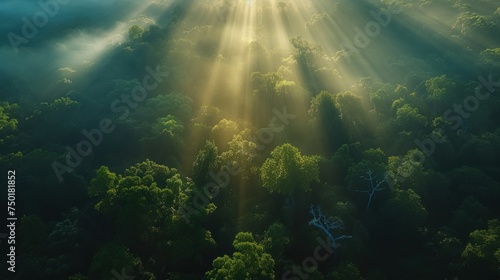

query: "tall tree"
xmin=260 ymin=143 xmax=319 ymax=195
xmin=309 ymin=91 xmax=347 ymax=153
xmin=461 ymin=219 xmax=500 ymax=278
xmin=205 ymin=232 xmax=275 ymax=280
xmin=192 ymin=140 xmax=219 ymax=187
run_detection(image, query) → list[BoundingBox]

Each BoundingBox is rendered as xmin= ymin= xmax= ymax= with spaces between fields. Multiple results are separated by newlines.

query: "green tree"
xmin=369 ymin=84 xmax=406 ymax=117
xmin=0 ymin=103 xmax=18 ymax=145
xmin=192 ymin=140 xmax=219 ymax=187
xmin=129 ymin=25 xmax=145 ymax=40
xmin=290 ymin=36 xmax=323 ymax=93
xmin=220 ymin=129 xmax=258 ymax=180
xmin=211 ymin=118 xmax=239 ymax=151
xmin=93 ymin=160 xmax=216 ymax=270
xmin=331 ymin=143 xmax=359 ymax=180
xmin=262 ymin=222 xmax=291 ymax=262
xmin=152 ymin=115 xmax=184 ymax=142
xmin=94 ymin=160 xmax=184 ymax=241
xmin=452 ymin=12 xmax=496 ymax=40
xmin=424 ymin=75 xmax=457 ymax=110
xmin=131 ymin=92 xmax=193 ymax=123
xmin=346 ymin=148 xmax=387 ymax=192
xmin=251 ymin=71 xmax=282 ymax=97
xmin=260 ymin=143 xmax=320 ymax=195
xmin=329 ymin=262 xmax=365 ymax=280
xmin=309 ymin=91 xmax=347 ymax=153
xmin=393 ymin=104 xmax=427 ymax=135
xmin=381 ymin=189 xmax=428 ymax=231
xmin=205 ymin=232 xmax=275 ymax=280
xmin=461 ymin=219 xmax=500 ymax=277
xmin=88 ymin=166 xmax=117 ymax=198
xmin=335 ymin=92 xmax=370 ymax=140
xmin=89 ymin=243 xmax=142 ymax=280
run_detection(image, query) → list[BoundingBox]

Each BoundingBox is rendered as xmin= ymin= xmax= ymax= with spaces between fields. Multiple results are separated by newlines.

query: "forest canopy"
xmin=0 ymin=0 xmax=499 ymax=279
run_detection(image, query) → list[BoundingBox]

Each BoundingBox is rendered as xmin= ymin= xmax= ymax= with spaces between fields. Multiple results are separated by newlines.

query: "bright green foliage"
xmin=220 ymin=129 xmax=258 ymax=180
xmin=94 ymin=160 xmax=186 ymax=240
xmin=205 ymin=232 xmax=275 ymax=280
xmin=93 ymin=160 xmax=216 ymax=266
xmin=452 ymin=12 xmax=496 ymax=38
xmin=211 ymin=118 xmax=239 ymax=150
xmin=260 ymin=143 xmax=320 ymax=195
xmin=394 ymin=104 xmax=427 ymax=133
xmin=275 ymin=79 xmax=298 ymax=95
xmin=152 ymin=115 xmax=184 ymax=139
xmin=462 ymin=219 xmax=500 ymax=274
xmin=88 ymin=166 xmax=117 ymax=198
xmin=0 ymin=104 xmax=18 ymax=141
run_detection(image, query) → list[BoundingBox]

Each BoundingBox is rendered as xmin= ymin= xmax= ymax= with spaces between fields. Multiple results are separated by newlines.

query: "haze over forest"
xmin=1 ymin=0 xmax=500 ymax=279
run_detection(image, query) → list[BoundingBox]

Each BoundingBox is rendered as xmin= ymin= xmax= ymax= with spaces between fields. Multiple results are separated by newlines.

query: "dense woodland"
xmin=1 ymin=0 xmax=500 ymax=279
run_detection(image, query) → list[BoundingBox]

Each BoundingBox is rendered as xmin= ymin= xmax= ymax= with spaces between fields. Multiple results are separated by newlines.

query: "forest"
xmin=0 ymin=0 xmax=500 ymax=279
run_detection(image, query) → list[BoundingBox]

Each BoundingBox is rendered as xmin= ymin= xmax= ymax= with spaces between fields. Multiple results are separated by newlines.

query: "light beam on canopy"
xmin=169 ymin=0 xmax=484 ymax=223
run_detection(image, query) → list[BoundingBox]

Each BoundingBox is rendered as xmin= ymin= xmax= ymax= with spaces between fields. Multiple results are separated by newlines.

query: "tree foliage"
xmin=206 ymin=232 xmax=275 ymax=280
xmin=260 ymin=143 xmax=320 ymax=195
